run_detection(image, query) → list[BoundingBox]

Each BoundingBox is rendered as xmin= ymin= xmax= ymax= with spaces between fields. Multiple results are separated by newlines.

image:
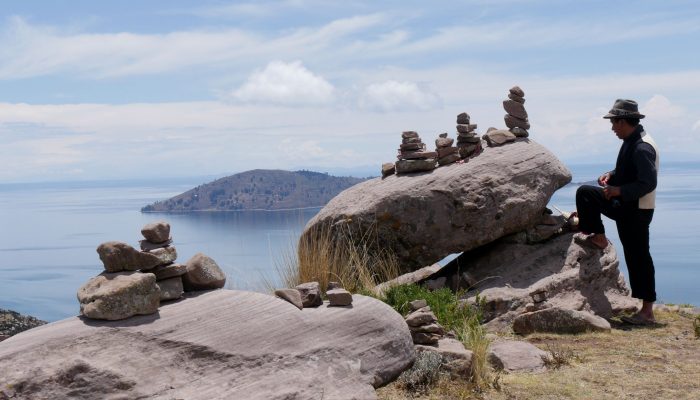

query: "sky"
xmin=1 ymin=0 xmax=699 ymax=182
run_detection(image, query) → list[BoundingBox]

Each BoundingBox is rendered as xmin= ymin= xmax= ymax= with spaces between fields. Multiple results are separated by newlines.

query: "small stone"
xmin=510 ymin=127 xmax=529 ymax=137
xmin=456 ymin=124 xmax=477 ymax=134
xmin=409 ymin=323 xmax=445 ymax=335
xmin=141 ymin=221 xmax=171 ymax=244
xmin=157 ymin=276 xmax=184 ymax=301
xmin=295 ymin=281 xmax=323 ymax=308
xmin=146 ymin=263 xmax=187 ymax=281
xmin=525 ymin=302 xmax=536 ymax=312
xmin=411 ymin=332 xmax=440 ymax=345
xmin=438 ymin=132 xmax=448 ymax=138
xmin=275 ymin=289 xmax=303 ymax=309
xmin=456 ymin=112 xmax=470 ymax=124
xmin=327 ymin=281 xmax=341 ymax=291
xmin=530 ymin=290 xmax=547 ymax=303
xmin=97 ymin=241 xmax=163 ymax=273
xmin=435 ymin=137 xmax=454 ymax=148
xmin=327 ymin=289 xmax=353 ymax=306
xmin=405 ymin=310 xmax=437 ymax=327
xmin=508 ymin=93 xmax=525 ymax=103
xmin=139 ymin=238 xmax=172 ymax=252
xmin=149 ymin=246 xmax=178 ymax=266
xmin=483 ymin=129 xmax=516 ymax=147
xmin=509 ymin=86 xmax=525 ymax=97
xmin=400 ymin=142 xmax=425 ymax=151
xmin=409 ymin=299 xmax=428 ymax=311
xmin=182 ymin=253 xmax=226 ymax=291
xmin=402 ymin=137 xmax=423 ymax=144
xmin=438 ymin=153 xmax=461 ymax=166
xmin=488 ymin=340 xmax=548 ymax=372
xmin=456 ymin=135 xmax=480 ymax=144
xmin=401 ymin=131 xmax=419 ymax=139
xmin=458 ymin=143 xmax=481 ymax=158
xmin=503 ymin=100 xmax=528 ymax=120
xmin=399 ymin=150 xmax=438 ymax=160
xmin=395 ymin=159 xmax=437 ymax=174
xmin=415 ymin=338 xmax=473 ymax=376
xmin=77 ymin=271 xmax=160 ymax=321
xmin=382 ymin=162 xmax=396 ymax=178
xmin=504 ymin=114 xmax=531 ymax=130
xmin=437 ymin=146 xmax=458 ymax=158
xmin=425 ymin=276 xmax=447 ymax=290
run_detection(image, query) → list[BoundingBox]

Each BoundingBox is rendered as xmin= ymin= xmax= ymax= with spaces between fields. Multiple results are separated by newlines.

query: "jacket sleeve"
xmin=607 ymin=169 xmax=618 ymax=186
xmin=620 ymin=144 xmax=657 ymax=201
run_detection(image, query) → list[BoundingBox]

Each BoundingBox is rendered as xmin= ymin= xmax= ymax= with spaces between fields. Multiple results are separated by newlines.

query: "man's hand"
xmin=603 ymin=185 xmax=621 ymax=200
xmin=598 ymin=172 xmax=612 ymax=186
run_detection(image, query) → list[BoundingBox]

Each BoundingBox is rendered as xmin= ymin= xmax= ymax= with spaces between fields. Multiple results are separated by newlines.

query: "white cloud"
xmin=232 ymin=61 xmax=334 ymax=105
xmin=693 ymin=120 xmax=700 ymax=131
xmin=359 ymin=80 xmax=441 ymax=112
xmin=641 ymin=94 xmax=684 ymax=120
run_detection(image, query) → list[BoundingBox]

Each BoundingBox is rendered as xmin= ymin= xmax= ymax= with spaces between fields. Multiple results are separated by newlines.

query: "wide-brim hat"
xmin=603 ymin=99 xmax=645 ymax=119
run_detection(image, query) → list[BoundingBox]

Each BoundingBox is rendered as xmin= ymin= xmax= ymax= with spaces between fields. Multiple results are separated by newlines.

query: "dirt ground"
xmin=378 ymin=310 xmax=700 ymax=400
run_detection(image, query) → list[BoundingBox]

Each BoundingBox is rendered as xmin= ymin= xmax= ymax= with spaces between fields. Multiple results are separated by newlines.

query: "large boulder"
xmin=96 ymin=241 xmax=163 ymax=272
xmin=77 ymin=272 xmax=160 ymax=320
xmin=302 ymin=139 xmax=571 ymax=271
xmin=0 ymin=291 xmax=414 ymax=400
xmin=512 ymin=307 xmax=612 ymax=335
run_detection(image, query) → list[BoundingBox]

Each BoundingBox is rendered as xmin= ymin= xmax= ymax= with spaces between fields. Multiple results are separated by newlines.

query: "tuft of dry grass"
xmin=269 ymin=221 xmax=400 ymax=294
xmin=694 ymin=315 xmax=700 ymax=339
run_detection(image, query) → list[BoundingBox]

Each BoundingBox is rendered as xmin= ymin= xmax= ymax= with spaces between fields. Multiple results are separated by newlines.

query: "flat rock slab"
xmin=513 ymin=307 xmax=612 ymax=335
xmin=488 ymin=340 xmax=548 ymax=373
xmin=0 ymin=291 xmax=414 ymax=400
xmin=304 ymin=140 xmax=571 ymax=271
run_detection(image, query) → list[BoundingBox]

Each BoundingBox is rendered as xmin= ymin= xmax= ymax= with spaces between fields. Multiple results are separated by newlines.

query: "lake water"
xmin=1 ymin=163 xmax=698 ymax=322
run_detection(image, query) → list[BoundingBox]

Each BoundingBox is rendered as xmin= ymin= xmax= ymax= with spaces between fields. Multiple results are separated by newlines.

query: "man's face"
xmin=610 ymin=118 xmax=631 ymax=140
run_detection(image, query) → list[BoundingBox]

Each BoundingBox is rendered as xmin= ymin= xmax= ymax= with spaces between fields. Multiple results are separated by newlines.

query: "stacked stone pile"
xmin=455 ymin=112 xmax=482 ymax=159
xmin=503 ymin=86 xmax=530 ymax=137
xmin=274 ymin=281 xmax=353 ymax=309
xmin=395 ymin=131 xmax=437 ymax=174
xmin=435 ymin=133 xmax=460 ymax=166
xmin=77 ymin=221 xmax=226 ymax=321
xmin=404 ymin=299 xmax=446 ymax=345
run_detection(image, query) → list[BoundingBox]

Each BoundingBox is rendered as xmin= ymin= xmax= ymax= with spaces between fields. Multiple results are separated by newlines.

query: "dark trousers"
xmin=576 ymin=185 xmax=656 ymax=302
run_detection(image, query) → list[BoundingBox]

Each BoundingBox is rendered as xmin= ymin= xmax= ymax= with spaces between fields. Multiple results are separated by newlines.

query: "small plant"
xmin=694 ymin=315 xmax=700 ymax=339
xmin=398 ymin=351 xmax=443 ymax=393
xmin=455 ymin=314 xmax=491 ymax=391
xmin=542 ymin=343 xmax=584 ymax=369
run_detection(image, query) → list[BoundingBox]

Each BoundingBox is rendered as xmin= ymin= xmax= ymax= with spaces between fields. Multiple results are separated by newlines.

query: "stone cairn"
xmin=77 ymin=221 xmax=227 ymax=321
xmin=503 ymin=85 xmax=530 ymax=137
xmin=274 ymin=281 xmax=353 ymax=309
xmin=395 ymin=131 xmax=438 ymax=174
xmin=404 ymin=299 xmax=446 ymax=345
xmin=435 ymin=133 xmax=460 ymax=166
xmin=455 ymin=112 xmax=482 ymax=159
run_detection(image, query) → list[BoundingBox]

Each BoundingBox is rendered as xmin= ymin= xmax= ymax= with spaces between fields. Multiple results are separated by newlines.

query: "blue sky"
xmin=1 ymin=0 xmax=699 ymax=182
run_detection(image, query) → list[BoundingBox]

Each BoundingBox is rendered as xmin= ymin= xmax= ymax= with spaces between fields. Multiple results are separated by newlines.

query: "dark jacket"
xmin=608 ymin=124 xmax=658 ymax=208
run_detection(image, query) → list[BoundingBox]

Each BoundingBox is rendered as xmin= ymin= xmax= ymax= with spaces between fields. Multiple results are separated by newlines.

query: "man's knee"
xmin=576 ymin=185 xmax=598 ymax=203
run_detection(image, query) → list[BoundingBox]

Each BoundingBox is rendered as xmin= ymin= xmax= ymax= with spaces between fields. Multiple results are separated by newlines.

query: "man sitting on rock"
xmin=575 ymin=99 xmax=659 ymax=325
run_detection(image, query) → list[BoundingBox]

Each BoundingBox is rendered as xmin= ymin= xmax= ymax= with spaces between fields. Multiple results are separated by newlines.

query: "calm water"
xmin=1 ymin=164 xmax=698 ymax=322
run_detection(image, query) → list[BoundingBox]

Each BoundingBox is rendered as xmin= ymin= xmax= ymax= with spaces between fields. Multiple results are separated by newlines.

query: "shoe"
xmin=574 ymin=233 xmax=608 ymax=250
xmin=620 ymin=314 xmax=656 ymax=326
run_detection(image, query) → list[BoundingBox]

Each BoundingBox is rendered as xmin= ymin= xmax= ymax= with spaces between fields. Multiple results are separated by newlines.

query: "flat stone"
xmin=77 ymin=271 xmax=160 ymax=320
xmin=139 ymin=238 xmax=172 ymax=252
xmin=503 ymin=100 xmax=528 ymax=120
xmin=147 ymin=263 xmax=187 ymax=281
xmin=295 ymin=281 xmax=323 ymax=308
xmin=456 ymin=112 xmax=470 ymax=124
xmin=509 ymin=86 xmax=525 ymax=97
xmin=327 ymin=289 xmax=353 ymax=306
xmin=402 ymin=131 xmax=419 ymax=139
xmin=275 ymin=289 xmax=303 ymax=309
xmin=382 ymin=162 xmax=396 ymax=178
xmin=456 ymin=135 xmax=480 ymax=143
xmin=409 ymin=299 xmax=428 ymax=311
xmin=374 ymin=264 xmax=441 ymax=296
xmin=438 ymin=153 xmax=461 ymax=166
xmin=456 ymin=124 xmax=477 ymax=134
xmin=399 ymin=150 xmax=438 ymax=160
xmin=97 ymin=241 xmax=163 ymax=273
xmin=437 ymin=146 xmax=458 ymax=158
xmin=510 ymin=127 xmax=529 ymax=137
xmin=400 ymin=142 xmax=424 ymax=151
xmin=438 ymin=133 xmax=448 ymax=138
xmin=405 ymin=310 xmax=437 ymax=327
xmin=435 ymin=137 xmax=454 ymax=148
xmin=488 ymin=340 xmax=548 ymax=372
xmin=141 ymin=221 xmax=171 ymax=244
xmin=483 ymin=129 xmax=517 ymax=147
xmin=415 ymin=338 xmax=473 ymax=376
xmin=508 ymin=93 xmax=525 ymax=103
xmin=409 ymin=323 xmax=445 ymax=335
xmin=512 ymin=307 xmax=611 ymax=335
xmin=182 ymin=253 xmax=226 ymax=291
xmin=505 ymin=114 xmax=531 ymax=130
xmin=157 ymin=277 xmax=184 ymax=301
xmin=402 ymin=137 xmax=423 ymax=144
xmin=411 ymin=332 xmax=440 ymax=345
xmin=395 ymin=159 xmax=437 ymax=174
xmin=149 ymin=246 xmax=178 ymax=266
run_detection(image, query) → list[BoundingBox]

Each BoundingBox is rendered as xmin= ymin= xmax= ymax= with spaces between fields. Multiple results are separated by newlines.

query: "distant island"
xmin=141 ymin=169 xmax=370 ymax=212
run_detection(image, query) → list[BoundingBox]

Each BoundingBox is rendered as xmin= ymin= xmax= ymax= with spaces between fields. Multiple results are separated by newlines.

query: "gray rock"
xmin=402 ymin=137 xmax=423 ymax=144
xmin=438 ymin=132 xmax=448 ymax=138
xmin=327 ymin=281 xmax=342 ymax=291
xmin=147 ymin=263 xmax=187 ymax=281
xmin=304 ymin=140 xmax=571 ymax=271
xmin=503 ymin=100 xmax=528 ymax=120
xmin=139 ymin=238 xmax=172 ymax=252
xmin=395 ymin=159 xmax=437 ymax=174
xmin=157 ymin=277 xmax=184 ymax=301
xmin=374 ymin=264 xmax=441 ymax=296
xmin=456 ymin=112 xmax=470 ymax=124
xmin=415 ymin=338 xmax=473 ymax=376
xmin=409 ymin=299 xmax=428 ymax=311
xmin=512 ymin=307 xmax=611 ymax=335
xmin=399 ymin=142 xmax=424 ymax=151
xmin=149 ymin=246 xmax=178 ymax=266
xmin=505 ymin=114 xmax=531 ymax=130
xmin=457 ymin=143 xmax=481 ymax=158
xmin=425 ymin=276 xmax=447 ymax=290
xmin=435 ymin=137 xmax=454 ymax=148
xmin=510 ymin=127 xmax=529 ymax=137
xmin=409 ymin=323 xmax=445 ymax=335
xmin=275 ymin=289 xmax=303 ymax=309
xmin=97 ymin=241 xmax=163 ymax=273
xmin=488 ymin=340 xmax=548 ymax=372
xmin=509 ymin=86 xmax=525 ymax=97
xmin=456 ymin=135 xmax=480 ymax=143
xmin=405 ymin=310 xmax=437 ymax=327
xmin=411 ymin=332 xmax=440 ymax=345
xmin=327 ymin=289 xmax=353 ymax=306
xmin=381 ymin=163 xmax=395 ymax=178
xmin=508 ymin=93 xmax=525 ymax=103
xmin=182 ymin=253 xmax=226 ymax=291
xmin=295 ymin=281 xmax=323 ymax=308
xmin=141 ymin=221 xmax=171 ymax=244
xmin=456 ymin=124 xmax=477 ymax=134
xmin=0 ymin=291 xmax=414 ymax=399
xmin=77 ymin=272 xmax=160 ymax=320
xmin=399 ymin=150 xmax=437 ymax=160
xmin=402 ymin=130 xmax=419 ymax=138
xmin=438 ymin=153 xmax=461 ymax=166
xmin=483 ymin=129 xmax=516 ymax=147
xmin=437 ymin=146 xmax=458 ymax=158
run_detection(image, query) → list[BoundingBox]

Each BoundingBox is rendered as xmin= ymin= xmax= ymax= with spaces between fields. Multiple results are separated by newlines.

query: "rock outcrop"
xmin=0 ymin=309 xmax=46 ymax=341
xmin=0 ymin=291 xmax=414 ymax=400
xmin=303 ymin=139 xmax=571 ymax=271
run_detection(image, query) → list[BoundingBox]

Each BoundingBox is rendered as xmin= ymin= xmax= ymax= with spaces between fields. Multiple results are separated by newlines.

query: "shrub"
xmin=398 ymin=351 xmax=443 ymax=393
